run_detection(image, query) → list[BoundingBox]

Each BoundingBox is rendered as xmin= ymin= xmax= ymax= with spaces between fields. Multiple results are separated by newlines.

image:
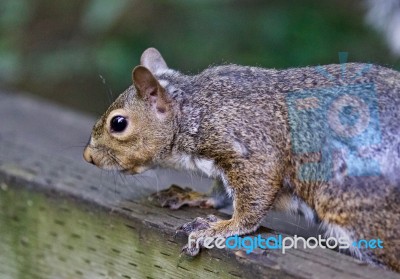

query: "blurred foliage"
xmin=0 ymin=0 xmax=399 ymax=115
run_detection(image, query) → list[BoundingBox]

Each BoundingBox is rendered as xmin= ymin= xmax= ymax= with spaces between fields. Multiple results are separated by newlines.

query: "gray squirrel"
xmin=83 ymin=48 xmax=400 ymax=271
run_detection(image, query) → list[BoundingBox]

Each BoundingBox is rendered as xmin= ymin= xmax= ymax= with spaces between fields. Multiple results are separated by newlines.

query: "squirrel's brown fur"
xmin=84 ymin=48 xmax=400 ymax=271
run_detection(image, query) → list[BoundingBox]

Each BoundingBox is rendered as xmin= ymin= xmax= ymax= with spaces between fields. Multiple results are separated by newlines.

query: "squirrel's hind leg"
xmin=149 ymin=179 xmax=231 ymax=210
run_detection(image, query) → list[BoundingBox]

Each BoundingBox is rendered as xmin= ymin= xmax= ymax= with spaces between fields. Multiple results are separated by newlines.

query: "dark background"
xmin=0 ymin=0 xmax=399 ymax=115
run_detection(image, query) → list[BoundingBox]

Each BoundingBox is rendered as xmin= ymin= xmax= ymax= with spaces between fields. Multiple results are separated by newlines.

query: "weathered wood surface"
xmin=0 ymin=91 xmax=399 ymax=279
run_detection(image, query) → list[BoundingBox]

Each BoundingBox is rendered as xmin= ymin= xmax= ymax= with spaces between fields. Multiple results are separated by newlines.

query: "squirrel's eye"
xmin=110 ymin=116 xmax=127 ymax=133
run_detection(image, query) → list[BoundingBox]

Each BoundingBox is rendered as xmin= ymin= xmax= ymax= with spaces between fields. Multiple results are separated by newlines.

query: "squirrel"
xmin=83 ymin=48 xmax=400 ymax=271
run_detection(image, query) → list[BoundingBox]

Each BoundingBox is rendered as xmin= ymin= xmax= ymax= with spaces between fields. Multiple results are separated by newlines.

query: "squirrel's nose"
xmin=83 ymin=147 xmax=95 ymax=165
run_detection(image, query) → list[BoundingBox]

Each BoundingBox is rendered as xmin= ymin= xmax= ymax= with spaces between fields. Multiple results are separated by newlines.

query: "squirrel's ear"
xmin=140 ymin=48 xmax=168 ymax=74
xmin=132 ymin=66 xmax=170 ymax=117
xmin=132 ymin=66 xmax=158 ymax=98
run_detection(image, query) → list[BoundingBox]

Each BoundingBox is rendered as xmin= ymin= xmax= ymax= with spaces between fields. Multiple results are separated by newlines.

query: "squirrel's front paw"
xmin=180 ymin=218 xmax=218 ymax=257
xmin=181 ymin=229 xmax=215 ymax=256
xmin=176 ymin=214 xmax=219 ymax=235
xmin=149 ymin=184 xmax=216 ymax=209
xmin=177 ymin=215 xmax=234 ymax=257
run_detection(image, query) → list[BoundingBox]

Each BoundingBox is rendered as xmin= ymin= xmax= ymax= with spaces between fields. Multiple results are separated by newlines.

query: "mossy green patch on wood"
xmin=0 ymin=185 xmax=244 ymax=279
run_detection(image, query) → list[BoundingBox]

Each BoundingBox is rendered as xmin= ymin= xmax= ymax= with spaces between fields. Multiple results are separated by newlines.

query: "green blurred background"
xmin=0 ymin=0 xmax=399 ymax=115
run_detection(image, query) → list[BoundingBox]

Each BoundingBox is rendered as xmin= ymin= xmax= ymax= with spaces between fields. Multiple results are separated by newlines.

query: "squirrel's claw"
xmin=176 ymin=215 xmax=218 ymax=236
xmin=177 ymin=215 xmax=221 ymax=257
xmin=181 ymin=243 xmax=201 ymax=257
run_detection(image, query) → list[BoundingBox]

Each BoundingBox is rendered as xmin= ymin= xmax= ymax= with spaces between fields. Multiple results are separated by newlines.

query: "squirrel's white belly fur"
xmin=165 ymin=152 xmax=234 ymax=196
xmin=166 ymin=153 xmax=219 ymax=177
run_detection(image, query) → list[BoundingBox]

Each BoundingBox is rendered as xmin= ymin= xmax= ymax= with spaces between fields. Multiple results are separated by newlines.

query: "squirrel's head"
xmin=83 ymin=48 xmax=176 ymax=174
